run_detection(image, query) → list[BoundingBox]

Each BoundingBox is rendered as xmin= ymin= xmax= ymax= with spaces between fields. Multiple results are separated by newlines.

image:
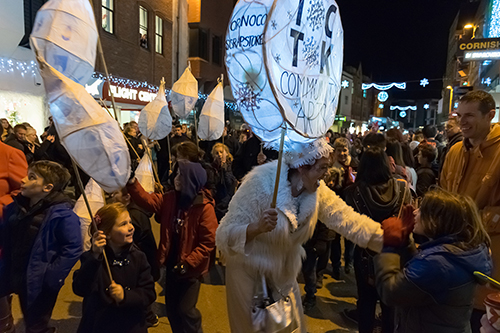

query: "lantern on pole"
xmin=225 ymin=0 xmax=343 ymax=149
xmin=138 ymin=78 xmax=172 ymax=140
xmin=171 ymin=64 xmax=199 ymax=118
xmin=30 ymin=0 xmax=98 ymax=86
xmin=37 ymin=58 xmax=131 ymax=193
xmin=74 ymin=178 xmax=105 ymax=251
xmin=225 ymin=0 xmax=343 ymax=202
xmin=198 ymin=75 xmax=225 ymax=141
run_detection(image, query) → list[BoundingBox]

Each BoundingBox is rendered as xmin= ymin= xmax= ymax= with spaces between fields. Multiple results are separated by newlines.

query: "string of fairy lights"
xmin=0 ymin=57 xmax=239 ymax=112
xmin=91 ymin=72 xmax=239 ymax=111
xmin=0 ymin=58 xmax=39 ymax=77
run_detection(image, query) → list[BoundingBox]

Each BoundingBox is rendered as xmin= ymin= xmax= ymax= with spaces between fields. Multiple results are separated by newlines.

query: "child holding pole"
xmin=72 ymin=203 xmax=156 ymax=333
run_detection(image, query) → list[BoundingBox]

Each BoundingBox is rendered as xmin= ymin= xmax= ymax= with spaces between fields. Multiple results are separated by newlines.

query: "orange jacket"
xmin=0 ymin=141 xmax=28 ymax=220
xmin=440 ymin=123 xmax=500 ymax=310
xmin=127 ymin=180 xmax=218 ymax=279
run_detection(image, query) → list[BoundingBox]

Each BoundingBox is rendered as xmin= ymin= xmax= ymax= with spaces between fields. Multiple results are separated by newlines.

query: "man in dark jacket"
xmin=4 ymin=124 xmax=27 ymax=152
xmin=232 ymin=126 xmax=277 ymax=180
xmin=157 ymin=125 xmax=191 ymax=181
xmin=0 ymin=161 xmax=82 ymax=333
xmin=440 ymin=116 xmax=463 ymax=171
xmin=416 ymin=144 xmax=438 ymax=197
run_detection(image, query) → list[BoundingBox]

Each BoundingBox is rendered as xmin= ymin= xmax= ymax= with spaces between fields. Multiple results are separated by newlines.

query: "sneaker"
xmin=146 ymin=314 xmax=160 ymax=328
xmin=344 ymin=263 xmax=353 ymax=274
xmin=302 ymin=295 xmax=316 ymax=312
xmin=341 ymin=308 xmax=358 ymax=325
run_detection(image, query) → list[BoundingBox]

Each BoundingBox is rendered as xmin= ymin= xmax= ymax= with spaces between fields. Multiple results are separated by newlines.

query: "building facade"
xmin=444 ymin=0 xmax=500 ymax=123
xmin=187 ymin=0 xmax=234 ymax=93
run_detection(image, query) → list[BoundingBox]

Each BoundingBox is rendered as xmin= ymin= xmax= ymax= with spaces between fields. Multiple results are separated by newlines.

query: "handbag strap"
xmin=261 ymin=275 xmax=268 ymax=299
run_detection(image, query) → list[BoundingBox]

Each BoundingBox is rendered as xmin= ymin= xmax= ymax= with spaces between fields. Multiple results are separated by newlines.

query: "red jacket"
xmin=0 ymin=141 xmax=28 ymax=220
xmin=127 ymin=180 xmax=218 ymax=278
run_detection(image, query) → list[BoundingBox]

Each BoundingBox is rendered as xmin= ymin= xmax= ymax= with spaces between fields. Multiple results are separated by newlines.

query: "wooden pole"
xmin=167 ymin=134 xmax=173 ymax=174
xmin=87 ymin=0 xmax=119 ymax=122
xmin=193 ymin=110 xmax=199 ymax=147
xmin=270 ymin=127 xmax=286 ymax=208
xmin=71 ymin=161 xmax=113 ymax=283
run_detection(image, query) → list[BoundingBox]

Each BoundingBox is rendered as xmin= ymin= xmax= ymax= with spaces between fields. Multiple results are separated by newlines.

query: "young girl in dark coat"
xmin=375 ymin=190 xmax=492 ymax=333
xmin=72 ymin=203 xmax=156 ymax=333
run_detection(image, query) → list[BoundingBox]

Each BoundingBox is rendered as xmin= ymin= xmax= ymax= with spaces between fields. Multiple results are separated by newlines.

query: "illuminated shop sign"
xmin=458 ymin=38 xmax=500 ymax=61
xmin=464 ymin=50 xmax=500 ymax=61
xmin=85 ymin=78 xmax=158 ymax=105
xmin=102 ymin=82 xmax=157 ymax=105
xmin=458 ymin=38 xmax=500 ymax=51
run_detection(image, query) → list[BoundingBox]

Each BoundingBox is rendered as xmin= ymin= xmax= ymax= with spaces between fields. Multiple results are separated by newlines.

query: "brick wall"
xmin=92 ymin=0 xmax=174 ymax=87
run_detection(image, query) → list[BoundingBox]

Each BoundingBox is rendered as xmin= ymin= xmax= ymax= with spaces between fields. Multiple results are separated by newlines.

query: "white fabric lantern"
xmin=225 ymin=0 xmax=284 ymax=143
xmin=225 ymin=0 xmax=343 ymax=147
xmin=135 ymin=154 xmax=155 ymax=194
xmin=198 ymin=80 xmax=224 ymax=141
xmin=74 ymin=178 xmax=105 ymax=251
xmin=171 ymin=66 xmax=199 ymax=118
xmin=264 ymin=0 xmax=343 ymax=138
xmin=38 ymin=59 xmax=131 ymax=193
xmin=138 ymin=79 xmax=172 ymax=140
xmin=30 ymin=0 xmax=98 ymax=86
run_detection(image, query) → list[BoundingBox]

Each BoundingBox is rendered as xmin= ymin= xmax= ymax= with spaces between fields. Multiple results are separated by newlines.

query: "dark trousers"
xmin=165 ymin=272 xmax=203 ymax=333
xmin=0 ymin=296 xmax=13 ymax=332
xmin=331 ymin=235 xmax=354 ymax=271
xmin=470 ymin=308 xmax=485 ymax=333
xmin=19 ymin=287 xmax=59 ymax=333
xmin=353 ymin=247 xmax=394 ymax=333
xmin=302 ymin=241 xmax=331 ymax=298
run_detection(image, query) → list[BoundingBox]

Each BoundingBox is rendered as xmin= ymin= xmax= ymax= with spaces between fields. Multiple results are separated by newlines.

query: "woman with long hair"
xmin=1 ymin=118 xmax=13 ymax=142
xmin=343 ymin=147 xmax=411 ymax=333
xmin=210 ymin=143 xmax=237 ymax=221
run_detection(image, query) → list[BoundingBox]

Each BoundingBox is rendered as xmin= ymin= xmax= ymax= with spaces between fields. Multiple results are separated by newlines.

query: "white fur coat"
xmin=216 ymin=160 xmax=383 ymax=288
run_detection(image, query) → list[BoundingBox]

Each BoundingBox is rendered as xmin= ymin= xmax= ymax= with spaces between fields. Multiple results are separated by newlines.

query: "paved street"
xmin=11 ymin=221 xmax=360 ymax=332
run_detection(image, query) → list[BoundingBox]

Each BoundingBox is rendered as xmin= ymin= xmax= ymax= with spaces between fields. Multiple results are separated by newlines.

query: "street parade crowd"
xmin=0 ymin=89 xmax=499 ymax=333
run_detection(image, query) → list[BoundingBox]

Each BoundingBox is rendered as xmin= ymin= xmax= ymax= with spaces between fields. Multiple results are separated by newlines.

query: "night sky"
xmin=336 ymin=0 xmax=477 ymax=99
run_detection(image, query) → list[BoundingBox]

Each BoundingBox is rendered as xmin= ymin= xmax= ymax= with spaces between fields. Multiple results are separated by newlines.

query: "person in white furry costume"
xmin=216 ymin=139 xmax=384 ymax=333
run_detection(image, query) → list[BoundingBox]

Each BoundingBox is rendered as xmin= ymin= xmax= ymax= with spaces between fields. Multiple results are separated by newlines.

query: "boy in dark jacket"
xmin=0 ymin=160 xmax=82 ymax=333
xmin=416 ymin=144 xmax=438 ymax=197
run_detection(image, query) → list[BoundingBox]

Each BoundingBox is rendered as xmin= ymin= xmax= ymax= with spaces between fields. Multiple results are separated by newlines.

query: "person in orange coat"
xmin=127 ymin=159 xmax=218 ymax=333
xmin=0 ymin=140 xmax=28 ymax=219
xmin=0 ymin=140 xmax=27 ymax=333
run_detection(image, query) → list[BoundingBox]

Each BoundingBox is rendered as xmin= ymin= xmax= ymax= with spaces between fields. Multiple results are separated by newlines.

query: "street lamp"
xmin=464 ymin=23 xmax=476 ymax=38
xmin=447 ymin=86 xmax=454 ymax=114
